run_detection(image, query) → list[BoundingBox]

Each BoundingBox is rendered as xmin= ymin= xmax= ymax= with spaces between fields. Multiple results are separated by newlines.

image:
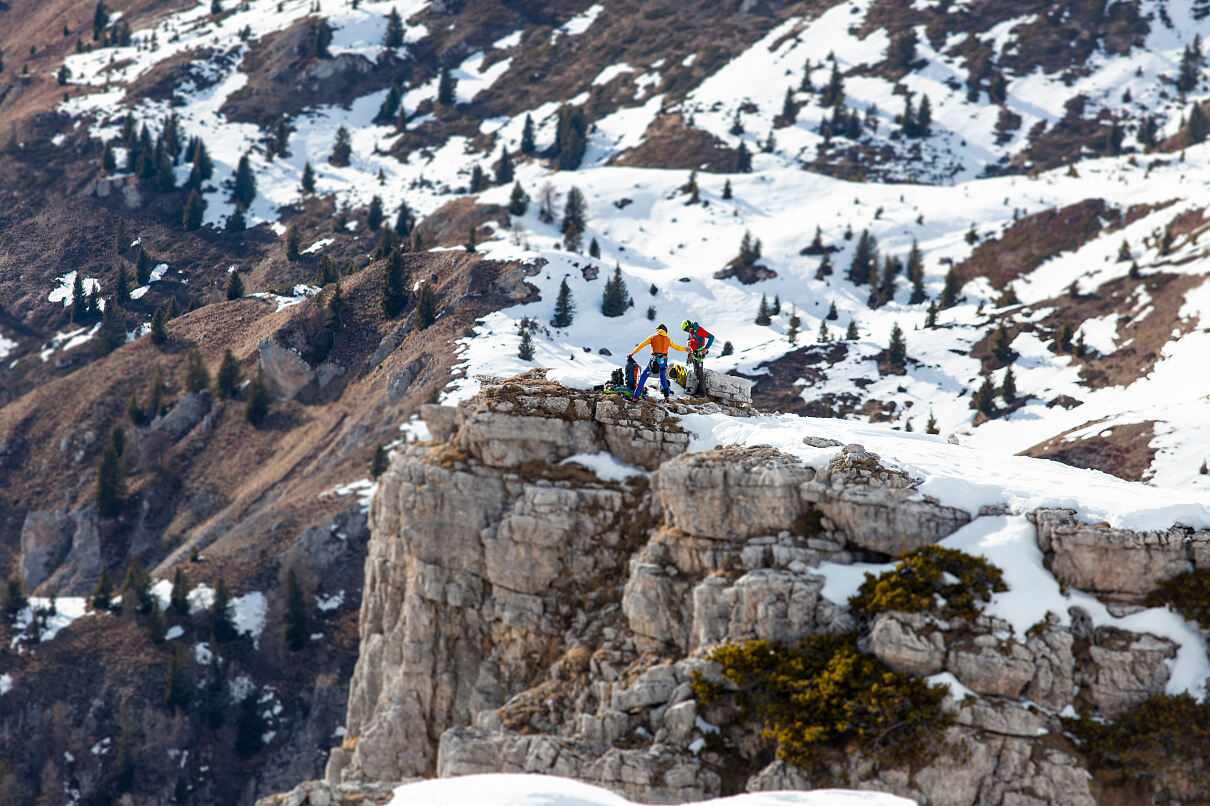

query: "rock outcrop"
xmin=301 ymin=373 xmax=1199 ymax=806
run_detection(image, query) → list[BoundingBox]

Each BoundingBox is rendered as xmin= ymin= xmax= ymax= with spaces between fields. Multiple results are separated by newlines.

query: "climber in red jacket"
xmin=681 ymin=319 xmax=715 ymax=397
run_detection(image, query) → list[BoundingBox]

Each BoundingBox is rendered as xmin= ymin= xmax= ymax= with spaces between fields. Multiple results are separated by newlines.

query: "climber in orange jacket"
xmin=628 ymin=324 xmax=687 ymax=402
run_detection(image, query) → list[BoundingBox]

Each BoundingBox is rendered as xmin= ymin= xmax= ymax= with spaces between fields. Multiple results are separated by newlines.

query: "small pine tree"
xmin=182 ymin=188 xmax=206 ymax=230
xmin=283 ymin=569 xmax=310 ymax=652
xmin=816 ymin=319 xmax=830 ymax=343
xmin=4 ymin=573 xmax=27 ymax=622
xmin=495 ymin=147 xmax=514 ymax=185
xmin=370 ymin=444 xmax=389 ymax=478
xmin=329 ymin=126 xmax=352 ymax=167
xmin=226 ymin=271 xmax=245 ymax=300
xmin=589 ymin=237 xmax=601 ymax=259
xmin=721 ymin=341 xmax=734 ymax=356
xmin=183 ymin=348 xmax=209 ymax=393
xmin=91 ymin=566 xmax=115 ymax=611
xmin=939 ymin=267 xmax=962 ymax=309
xmin=518 ymin=326 xmax=535 ymax=361
xmin=150 ymin=307 xmax=168 ymax=345
xmin=210 ymin=578 xmax=239 ymax=643
xmin=1002 ymin=366 xmax=1017 ymax=403
xmin=849 ymin=229 xmax=877 ymax=285
xmin=367 ymin=195 xmax=384 ymax=231
xmin=285 ymin=224 xmax=301 ymax=261
xmin=1117 ymin=240 xmax=1131 ymax=262
xmin=551 ymin=278 xmax=575 ymax=328
xmin=381 ymin=249 xmax=407 ymax=317
xmin=115 ymin=217 xmax=131 ymax=254
xmin=245 ymin=369 xmax=270 ymax=426
xmin=601 ymin=265 xmax=630 ymax=317
xmin=468 ymin=164 xmax=486 ymax=193
xmin=771 ymin=295 xmax=781 ymax=316
xmin=301 ymin=161 xmax=316 ymax=194
xmin=926 ymin=300 xmax=938 ymax=328
xmin=70 ymin=273 xmax=88 ymax=323
xmin=96 ymin=297 xmax=126 ymax=357
xmin=562 ymin=187 xmax=588 ymax=234
xmin=384 ymin=7 xmax=404 ymax=48
xmin=216 ymin=349 xmax=240 ymax=400
xmin=845 ymin=319 xmax=859 ymax=340
xmin=148 ymin=598 xmax=167 ymax=643
xmin=520 ymin=113 xmax=536 ymax=154
xmin=170 ymin=568 xmax=189 ymax=616
xmin=508 ymin=181 xmax=529 ymax=216
xmin=826 ymin=301 xmax=838 ymax=321
xmin=735 ymin=141 xmax=752 ymax=173
xmin=235 ymin=690 xmax=266 ymax=758
xmin=926 ymin=411 xmax=939 ymax=435
xmin=722 ymin=179 xmax=733 ymax=199
xmin=437 ymin=65 xmax=456 ymax=106
xmin=96 ymin=438 xmax=125 ymax=518
xmin=787 ymin=308 xmax=801 ymax=345
xmin=121 ymin=557 xmax=153 ymax=614
xmin=115 ymin=264 xmax=131 ymax=304
xmin=232 ymin=154 xmax=256 ymax=206
xmin=135 ymin=248 xmax=153 ymax=285
xmin=755 ymin=294 xmax=771 ymax=326
xmin=887 ymin=322 xmax=906 ymax=365
xmin=102 ymin=141 xmax=117 ymax=173
xmin=415 ymin=284 xmax=438 ymax=330
xmin=227 ymin=204 xmax=247 ymax=234
xmin=973 ymin=377 xmax=996 ymax=415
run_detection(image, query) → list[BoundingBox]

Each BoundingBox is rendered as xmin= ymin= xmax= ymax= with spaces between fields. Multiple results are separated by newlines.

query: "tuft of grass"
xmin=849 ymin=545 xmax=1006 ymax=621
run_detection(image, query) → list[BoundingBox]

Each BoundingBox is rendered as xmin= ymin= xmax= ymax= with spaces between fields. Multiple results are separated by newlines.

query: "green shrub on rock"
xmin=1144 ymin=568 xmax=1210 ymax=629
xmin=849 ymin=545 xmax=1006 ymax=621
xmin=691 ymin=633 xmax=952 ymax=772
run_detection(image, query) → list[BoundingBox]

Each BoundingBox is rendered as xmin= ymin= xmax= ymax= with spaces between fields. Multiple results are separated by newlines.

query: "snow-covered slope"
xmin=41 ymin=0 xmax=1210 ymax=494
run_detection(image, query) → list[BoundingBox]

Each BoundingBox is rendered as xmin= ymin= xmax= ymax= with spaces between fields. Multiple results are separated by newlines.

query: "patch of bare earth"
xmin=1021 ymin=420 xmax=1157 ymax=482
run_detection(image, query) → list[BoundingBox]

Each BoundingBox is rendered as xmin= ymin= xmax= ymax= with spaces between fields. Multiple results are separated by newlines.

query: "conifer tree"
xmin=755 ymin=294 xmax=771 ymax=326
xmin=165 ymin=645 xmax=191 ymax=713
xmin=845 ymin=319 xmax=859 ymax=340
xmin=520 ymin=114 xmax=536 ymax=154
xmin=367 ymin=195 xmax=384 ymax=231
xmin=285 ymin=224 xmax=301 ymax=261
xmin=329 ymin=126 xmax=352 ymax=167
xmin=465 ymin=226 xmax=478 ymax=253
xmin=939 ymin=267 xmax=963 ymax=309
xmin=721 ymin=341 xmax=734 ymax=356
xmin=781 ymin=86 xmax=797 ymax=122
xmin=821 ymin=59 xmax=844 ymax=107
xmin=97 ymin=297 xmax=126 ymax=356
xmin=816 ymin=253 xmax=834 ymax=279
xmin=849 ymin=229 xmax=877 ymax=285
xmin=826 ymin=301 xmax=838 ymax=320
xmin=216 ymin=349 xmax=240 ymax=400
xmin=555 ymin=106 xmax=588 ymax=170
xmin=906 ymin=239 xmax=925 ymax=304
xmin=170 ymin=568 xmax=189 ymax=616
xmin=469 ymin=164 xmax=486 ymax=193
xmin=115 ymin=264 xmax=131 ymax=304
xmin=926 ymin=300 xmax=938 ymax=328
xmin=245 ymin=369 xmax=270 ymax=426
xmin=71 ymin=273 xmax=88 ymax=323
xmin=735 ymin=141 xmax=752 ymax=173
xmin=135 ymin=248 xmax=153 ymax=285
xmin=771 ymin=294 xmax=781 ymax=316
xmin=381 ymin=249 xmax=407 ymax=317
xmin=102 ymin=141 xmax=117 ymax=173
xmin=816 ymin=319 xmax=830 ymax=343
xmin=3 ymin=574 xmax=27 ymax=623
xmin=283 ymin=569 xmax=310 ymax=652
xmin=601 ymin=265 xmax=630 ymax=317
xmin=926 ymin=411 xmax=939 ymax=434
xmin=589 ymin=238 xmax=601 ymax=259
xmin=91 ymin=566 xmax=115 ymax=611
xmin=150 ymin=307 xmax=168 ymax=345
xmin=1187 ymin=102 xmax=1209 ymax=146
xmin=182 ymin=189 xmax=205 ymax=230
xmin=562 ymin=187 xmax=587 ymax=233
xmin=192 ymin=139 xmax=214 ymax=183
xmin=887 ymin=322 xmax=906 ymax=366
xmin=232 ymin=154 xmax=256 ymax=206
xmin=370 ymin=444 xmax=389 ymax=478
xmin=991 ymin=322 xmax=1014 ymax=364
xmin=235 ymin=690 xmax=266 ymax=758
xmin=551 ymin=278 xmax=575 ymax=328
xmin=210 ymin=578 xmax=238 ymax=643
xmin=395 ymin=202 xmax=413 ymax=237
xmin=437 ymin=65 xmax=456 ymax=106
xmin=973 ymin=377 xmax=995 ymax=415
xmin=917 ymin=94 xmax=932 ymax=136
xmin=518 ymin=326 xmax=534 ymax=360
xmin=148 ymin=598 xmax=167 ymax=643
xmin=722 ymin=179 xmax=732 ymax=199
xmin=301 ymin=161 xmax=316 ymax=195
xmin=183 ymin=348 xmax=209 ymax=393
xmin=1002 ymin=366 xmax=1017 ymax=403
xmin=121 ymin=557 xmax=153 ymax=614
xmin=495 ymin=147 xmax=514 ymax=185
xmin=147 ymin=364 xmax=166 ymax=419
xmin=508 ymin=181 xmax=529 ymax=216
xmin=787 ymin=307 xmax=801 ymax=345
xmin=226 ymin=270 xmax=245 ymax=300
xmin=415 ymin=283 xmax=438 ymax=330
xmin=384 ymin=7 xmax=404 ymax=48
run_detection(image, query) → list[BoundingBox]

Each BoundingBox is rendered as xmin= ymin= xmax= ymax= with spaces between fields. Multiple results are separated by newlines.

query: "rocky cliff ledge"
xmin=261 ymin=371 xmax=1210 ymax=806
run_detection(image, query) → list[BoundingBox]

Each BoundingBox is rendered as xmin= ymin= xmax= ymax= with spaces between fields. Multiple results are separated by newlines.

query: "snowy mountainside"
xmin=24 ymin=0 xmax=1210 ymax=495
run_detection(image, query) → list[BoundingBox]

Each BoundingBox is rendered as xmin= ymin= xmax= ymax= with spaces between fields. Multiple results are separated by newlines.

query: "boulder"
xmin=150 ymin=390 xmax=210 ymax=440
xmin=258 ymin=338 xmax=314 ymax=399
xmin=1077 ymin=627 xmax=1176 ymax=717
xmin=868 ymin=611 xmax=947 ymax=676
xmin=947 ymin=637 xmax=1036 ymax=698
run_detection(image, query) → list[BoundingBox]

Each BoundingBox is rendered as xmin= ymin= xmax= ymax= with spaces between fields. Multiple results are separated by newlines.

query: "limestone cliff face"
xmin=285 ymin=372 xmax=1202 ymax=806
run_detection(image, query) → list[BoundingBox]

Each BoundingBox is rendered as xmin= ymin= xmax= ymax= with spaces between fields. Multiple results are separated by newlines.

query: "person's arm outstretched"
xmin=629 ymin=335 xmax=653 ymax=356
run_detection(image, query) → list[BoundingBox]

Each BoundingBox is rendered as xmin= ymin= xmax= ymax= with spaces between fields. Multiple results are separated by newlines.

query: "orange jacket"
xmin=632 ymin=331 xmax=686 ymax=357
